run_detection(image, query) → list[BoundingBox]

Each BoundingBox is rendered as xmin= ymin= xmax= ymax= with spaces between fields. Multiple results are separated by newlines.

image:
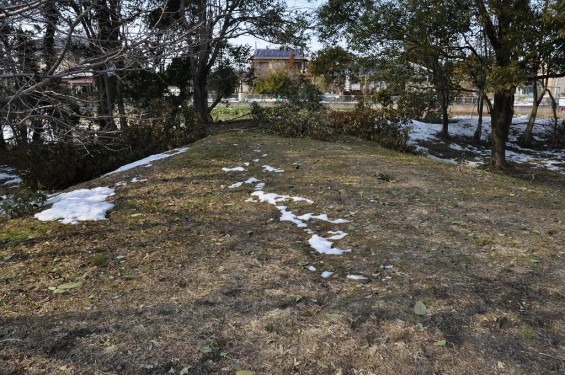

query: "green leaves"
xmin=414 ymin=300 xmax=427 ymax=316
xmin=49 ymin=279 xmax=84 ymax=294
xmin=434 ymin=339 xmax=447 ymax=347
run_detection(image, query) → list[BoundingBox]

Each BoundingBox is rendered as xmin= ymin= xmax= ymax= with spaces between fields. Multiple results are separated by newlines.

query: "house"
xmin=252 ymin=48 xmax=308 ymax=76
xmin=61 ymin=72 xmax=96 ymax=94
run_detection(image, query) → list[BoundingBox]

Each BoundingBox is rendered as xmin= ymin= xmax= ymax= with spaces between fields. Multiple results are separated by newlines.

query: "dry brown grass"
xmin=1 ymin=129 xmax=564 ymax=374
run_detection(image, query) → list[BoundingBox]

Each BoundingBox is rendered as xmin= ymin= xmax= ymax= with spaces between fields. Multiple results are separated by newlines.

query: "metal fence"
xmin=218 ymin=94 xmax=561 ymax=107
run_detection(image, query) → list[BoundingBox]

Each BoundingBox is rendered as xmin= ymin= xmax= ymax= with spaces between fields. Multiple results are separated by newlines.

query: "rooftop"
xmin=253 ymin=49 xmax=305 ymax=59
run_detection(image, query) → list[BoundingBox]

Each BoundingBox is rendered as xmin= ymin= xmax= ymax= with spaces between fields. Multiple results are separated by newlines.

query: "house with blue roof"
xmin=252 ymin=48 xmax=308 ymax=76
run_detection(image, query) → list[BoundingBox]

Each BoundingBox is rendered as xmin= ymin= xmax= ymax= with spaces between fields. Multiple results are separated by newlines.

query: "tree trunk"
xmin=0 ymin=126 xmax=5 ymax=150
xmin=31 ymin=114 xmax=44 ymax=143
xmin=439 ymin=90 xmax=449 ymax=138
xmin=522 ymin=80 xmax=543 ymax=147
xmin=192 ymin=76 xmax=209 ymax=137
xmin=474 ymin=94 xmax=484 ymax=142
xmin=490 ymin=90 xmax=515 ymax=169
xmin=117 ymin=78 xmax=127 ymax=130
xmin=549 ymin=95 xmax=559 ymax=145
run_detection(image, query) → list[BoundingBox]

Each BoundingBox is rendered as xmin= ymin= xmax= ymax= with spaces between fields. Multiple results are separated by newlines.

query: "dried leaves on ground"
xmin=1 ymin=130 xmax=564 ymax=374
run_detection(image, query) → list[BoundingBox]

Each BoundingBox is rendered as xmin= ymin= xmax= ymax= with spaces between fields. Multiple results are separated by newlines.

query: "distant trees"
xmin=0 ymin=0 xmax=310 ymax=188
xmin=311 ymin=46 xmax=354 ymax=94
xmin=0 ymin=0 xmax=309 ymax=149
xmin=318 ymin=0 xmax=565 ymax=169
xmin=147 ymin=0 xmax=308 ymax=126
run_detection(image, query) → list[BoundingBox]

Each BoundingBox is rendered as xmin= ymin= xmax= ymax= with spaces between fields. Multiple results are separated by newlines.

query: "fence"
xmin=222 ymin=94 xmax=562 ymax=107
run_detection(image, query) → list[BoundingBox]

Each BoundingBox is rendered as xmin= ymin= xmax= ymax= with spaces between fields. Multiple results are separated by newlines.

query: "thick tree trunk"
xmin=490 ymin=90 xmax=515 ymax=169
xmin=192 ymin=76 xmax=209 ymax=137
xmin=474 ymin=94 xmax=484 ymax=142
xmin=194 ymin=83 xmax=208 ymax=122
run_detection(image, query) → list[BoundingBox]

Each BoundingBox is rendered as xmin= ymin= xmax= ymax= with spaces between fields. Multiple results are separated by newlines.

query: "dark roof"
xmin=254 ymin=49 xmax=305 ymax=59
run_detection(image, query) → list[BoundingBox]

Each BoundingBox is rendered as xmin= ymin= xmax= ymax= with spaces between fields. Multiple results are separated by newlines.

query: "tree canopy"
xmin=318 ymin=0 xmax=565 ymax=168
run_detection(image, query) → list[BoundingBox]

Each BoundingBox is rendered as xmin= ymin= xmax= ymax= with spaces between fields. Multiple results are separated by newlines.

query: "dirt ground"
xmin=1 ymin=128 xmax=564 ymax=374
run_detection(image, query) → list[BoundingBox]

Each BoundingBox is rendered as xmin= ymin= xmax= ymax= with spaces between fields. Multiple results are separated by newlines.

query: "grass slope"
xmin=1 ymin=131 xmax=564 ymax=374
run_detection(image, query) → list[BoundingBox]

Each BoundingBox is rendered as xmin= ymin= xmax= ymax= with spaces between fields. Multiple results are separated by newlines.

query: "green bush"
xmin=331 ymin=107 xmax=412 ymax=151
xmin=251 ymin=103 xmax=335 ymax=141
xmin=397 ymin=91 xmax=441 ymax=123
xmin=252 ymin=101 xmax=410 ymax=150
xmin=10 ymin=104 xmax=202 ymax=190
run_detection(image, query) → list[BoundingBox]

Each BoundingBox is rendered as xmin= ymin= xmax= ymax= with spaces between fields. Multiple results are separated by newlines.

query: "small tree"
xmin=311 ymin=46 xmax=354 ymax=94
xmin=255 ymin=70 xmax=294 ymax=97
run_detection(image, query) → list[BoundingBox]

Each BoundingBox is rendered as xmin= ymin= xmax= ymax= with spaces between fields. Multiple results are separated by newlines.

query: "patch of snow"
xmin=35 ymin=187 xmax=115 ymax=224
xmin=251 ymin=191 xmax=313 ymax=205
xmin=346 ymin=274 xmax=368 ymax=281
xmin=307 ymin=265 xmax=316 ymax=272
xmin=296 ymin=213 xmax=350 ymax=224
xmin=409 ymin=117 xmax=565 ymax=174
xmin=0 ymin=166 xmax=21 ymax=185
xmin=262 ymin=154 xmax=268 ymax=157
xmin=262 ymin=165 xmax=284 ymax=173
xmin=115 ymin=181 xmax=127 ymax=186
xmin=222 ymin=166 xmax=246 ymax=172
xmin=228 ymin=177 xmax=261 ymax=189
xmin=105 ymin=147 xmax=189 ymax=176
xmin=244 ymin=162 xmax=250 ymax=166
xmin=131 ymin=177 xmax=148 ymax=183
xmin=253 ymin=159 xmax=260 ymax=163
xmin=3 ymin=177 xmax=22 ymax=185
xmin=327 ymin=231 xmax=348 ymax=240
xmin=277 ymin=205 xmax=308 ymax=228
xmin=321 ymin=271 xmax=334 ymax=278
xmin=308 ymin=234 xmax=350 ymax=255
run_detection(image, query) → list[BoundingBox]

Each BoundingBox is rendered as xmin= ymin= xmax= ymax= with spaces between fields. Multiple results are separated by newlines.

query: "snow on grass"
xmin=228 ymin=177 xmax=261 ymax=189
xmin=3 ymin=177 xmax=22 ymax=186
xmin=35 ymin=187 xmax=115 ymax=224
xmin=307 ymin=265 xmax=316 ymax=272
xmin=0 ymin=166 xmax=21 ymax=186
xmin=131 ymin=177 xmax=148 ymax=183
xmin=250 ymin=191 xmax=313 ymax=205
xmin=321 ymin=271 xmax=334 ymax=278
xmin=262 ymin=165 xmax=284 ymax=173
xmin=222 ymin=166 xmax=246 ymax=172
xmin=308 ymin=234 xmax=351 ymax=255
xmin=277 ymin=205 xmax=308 ymax=228
xmin=409 ymin=116 xmax=565 ymax=173
xmin=105 ymin=147 xmax=189 ymax=176
xmin=346 ymin=274 xmax=368 ymax=281
xmin=296 ymin=213 xmax=350 ymax=224
xmin=327 ymin=231 xmax=349 ymax=240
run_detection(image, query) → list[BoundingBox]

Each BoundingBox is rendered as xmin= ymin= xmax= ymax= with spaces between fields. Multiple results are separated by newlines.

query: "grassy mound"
xmin=1 ymin=131 xmax=564 ymax=374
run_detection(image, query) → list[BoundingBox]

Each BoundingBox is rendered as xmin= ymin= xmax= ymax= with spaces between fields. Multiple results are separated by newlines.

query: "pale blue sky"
xmin=234 ymin=0 xmax=325 ymax=55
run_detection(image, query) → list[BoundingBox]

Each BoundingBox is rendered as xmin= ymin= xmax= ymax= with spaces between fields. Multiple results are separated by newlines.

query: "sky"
xmin=234 ymin=0 xmax=326 ymax=54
